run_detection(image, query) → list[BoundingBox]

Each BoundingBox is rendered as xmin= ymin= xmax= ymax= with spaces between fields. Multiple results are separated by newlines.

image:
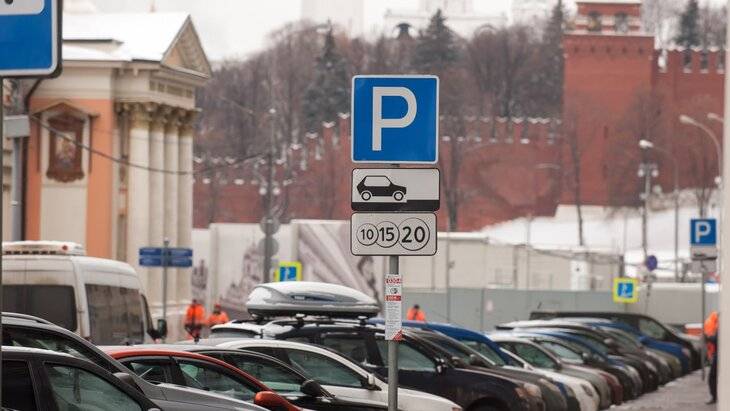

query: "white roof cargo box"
xmin=246 ymin=282 xmax=380 ymax=318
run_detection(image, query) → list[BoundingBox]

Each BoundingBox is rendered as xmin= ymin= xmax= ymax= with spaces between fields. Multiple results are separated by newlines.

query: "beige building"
xmin=21 ymin=6 xmax=211 ymax=338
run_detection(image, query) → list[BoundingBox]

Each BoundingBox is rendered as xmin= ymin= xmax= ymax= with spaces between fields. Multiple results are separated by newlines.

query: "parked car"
xmin=503 ymin=333 xmax=625 ymax=405
xmin=529 ymin=311 xmax=702 ymax=370
xmin=102 ymin=346 xmax=312 ymax=411
xmin=2 ymin=312 xmax=268 ymax=411
xmin=497 ymin=330 xmax=641 ymax=401
xmin=111 ymin=344 xmax=394 ymax=411
xmin=406 ymin=327 xmax=574 ymax=411
xmin=500 ymin=320 xmax=666 ymax=391
xmin=490 ymin=336 xmax=606 ymax=410
xmin=182 ymin=339 xmax=461 ymax=411
xmin=200 ymin=323 xmax=543 ymax=411
xmin=2 ymin=346 xmax=162 ymax=411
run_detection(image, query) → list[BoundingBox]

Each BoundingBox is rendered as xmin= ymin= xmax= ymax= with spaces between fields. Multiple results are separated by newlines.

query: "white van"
xmin=2 ymin=241 xmax=166 ymax=344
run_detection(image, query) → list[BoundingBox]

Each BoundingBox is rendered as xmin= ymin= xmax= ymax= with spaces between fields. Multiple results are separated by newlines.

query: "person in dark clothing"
xmin=707 ymin=329 xmax=718 ymax=404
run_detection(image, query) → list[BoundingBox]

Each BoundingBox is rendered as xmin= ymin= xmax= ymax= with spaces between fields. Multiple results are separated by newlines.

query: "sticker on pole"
xmin=384 ymin=274 xmax=403 ymax=341
xmin=351 ymin=212 xmax=437 ymax=256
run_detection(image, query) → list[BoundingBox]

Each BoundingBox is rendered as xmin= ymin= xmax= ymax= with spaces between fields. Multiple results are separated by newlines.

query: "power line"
xmin=32 ymin=116 xmax=266 ymax=175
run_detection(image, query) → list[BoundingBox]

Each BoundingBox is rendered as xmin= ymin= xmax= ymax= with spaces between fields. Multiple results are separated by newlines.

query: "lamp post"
xmin=639 ymin=140 xmax=680 ymax=282
xmin=679 ymin=114 xmax=723 ymax=274
xmin=638 ymin=162 xmax=658 ymax=261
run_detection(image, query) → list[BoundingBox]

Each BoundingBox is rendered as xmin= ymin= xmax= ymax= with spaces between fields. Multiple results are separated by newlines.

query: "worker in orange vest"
xmin=207 ymin=303 xmax=230 ymax=327
xmin=184 ymin=299 xmax=206 ymax=342
xmin=705 ymin=311 xmax=719 ymax=359
xmin=406 ymin=304 xmax=426 ymax=322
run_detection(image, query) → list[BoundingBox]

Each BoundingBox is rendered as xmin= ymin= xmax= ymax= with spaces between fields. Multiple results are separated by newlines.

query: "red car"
xmin=103 ymin=347 xmax=300 ymax=411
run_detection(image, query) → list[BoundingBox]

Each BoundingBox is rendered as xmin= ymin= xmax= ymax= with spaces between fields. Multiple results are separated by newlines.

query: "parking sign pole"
xmin=387 ymin=255 xmax=399 ymax=411
xmin=701 ymin=264 xmax=707 ymax=380
xmin=162 ymin=237 xmax=169 ymax=332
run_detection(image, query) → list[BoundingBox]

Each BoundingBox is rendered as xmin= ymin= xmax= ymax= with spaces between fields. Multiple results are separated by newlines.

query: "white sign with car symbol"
xmin=352 ymin=168 xmax=440 ymax=212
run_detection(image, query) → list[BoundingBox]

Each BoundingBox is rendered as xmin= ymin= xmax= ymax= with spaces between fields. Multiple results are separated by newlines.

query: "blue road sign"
xmin=275 ymin=261 xmax=302 ymax=282
xmin=139 ymin=247 xmax=193 ymax=267
xmin=690 ymin=219 xmax=717 ymax=246
xmin=139 ymin=256 xmax=164 ymax=267
xmin=167 ymin=248 xmax=193 ymax=257
xmin=351 ymin=75 xmax=439 ymax=163
xmin=140 ymin=247 xmax=163 ymax=257
xmin=0 ymin=0 xmax=62 ymax=77
xmin=613 ymin=278 xmax=638 ymax=304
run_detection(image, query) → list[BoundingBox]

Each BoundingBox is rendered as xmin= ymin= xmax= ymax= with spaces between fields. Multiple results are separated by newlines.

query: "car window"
xmin=3 ymin=284 xmax=77 ymax=331
xmin=3 ymin=360 xmax=38 ymax=411
xmin=513 ymin=343 xmax=558 ymax=369
xmin=223 ymin=353 xmax=304 ymax=394
xmin=177 ymin=359 xmax=257 ymax=401
xmin=460 ymin=340 xmax=506 ymax=366
xmin=3 ymin=327 xmax=117 ymax=374
xmin=210 ymin=329 xmax=259 ymax=338
xmin=376 ymin=340 xmax=436 ymax=372
xmin=85 ymin=285 xmax=145 ymax=345
xmin=538 ymin=341 xmax=583 ymax=362
xmin=45 ymin=364 xmax=143 ymax=411
xmin=285 ymin=349 xmax=364 ymax=388
xmin=639 ymin=319 xmax=668 ymax=340
xmin=321 ymin=334 xmax=372 ymax=365
xmin=123 ymin=359 xmax=175 ymax=384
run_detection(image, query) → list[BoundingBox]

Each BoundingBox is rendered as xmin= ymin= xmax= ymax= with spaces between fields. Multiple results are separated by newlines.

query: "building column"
xmin=147 ymin=104 xmax=167 ymax=305
xmin=177 ymin=110 xmax=196 ymax=304
xmin=126 ymin=103 xmax=152 ymax=293
xmin=164 ymin=109 xmax=181 ymax=308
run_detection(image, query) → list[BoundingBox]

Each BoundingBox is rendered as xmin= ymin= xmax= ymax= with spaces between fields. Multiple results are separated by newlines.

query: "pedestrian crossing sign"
xmin=613 ymin=278 xmax=639 ymax=304
xmin=275 ymin=261 xmax=302 ymax=282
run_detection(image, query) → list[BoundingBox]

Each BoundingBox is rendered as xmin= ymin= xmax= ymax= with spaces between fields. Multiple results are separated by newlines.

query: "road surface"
xmin=614 ymin=370 xmax=715 ymax=411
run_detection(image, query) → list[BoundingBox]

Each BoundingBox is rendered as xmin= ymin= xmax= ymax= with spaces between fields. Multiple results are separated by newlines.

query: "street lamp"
xmin=639 ymin=139 xmax=680 ymax=282
xmin=679 ymin=114 xmax=722 ymax=189
xmin=708 ymin=112 xmax=724 ymax=123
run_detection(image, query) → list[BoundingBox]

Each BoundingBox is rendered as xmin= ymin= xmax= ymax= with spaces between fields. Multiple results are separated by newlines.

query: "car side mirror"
xmin=581 ymin=353 xmax=592 ymax=362
xmin=435 ymin=357 xmax=448 ymax=374
xmin=365 ymin=373 xmax=381 ymax=391
xmin=114 ymin=372 xmax=142 ymax=393
xmin=301 ymin=379 xmax=326 ymax=397
xmin=468 ymin=354 xmax=486 ymax=366
xmin=254 ymin=391 xmax=292 ymax=411
xmin=603 ymin=338 xmax=617 ymax=348
xmin=156 ymin=319 xmax=168 ymax=339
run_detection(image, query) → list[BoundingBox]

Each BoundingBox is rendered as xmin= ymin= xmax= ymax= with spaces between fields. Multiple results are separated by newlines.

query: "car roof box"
xmin=246 ymin=282 xmax=380 ymax=318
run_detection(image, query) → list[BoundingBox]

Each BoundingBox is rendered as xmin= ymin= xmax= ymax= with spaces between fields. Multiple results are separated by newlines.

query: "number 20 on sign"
xmin=351 ymin=213 xmax=437 ymax=256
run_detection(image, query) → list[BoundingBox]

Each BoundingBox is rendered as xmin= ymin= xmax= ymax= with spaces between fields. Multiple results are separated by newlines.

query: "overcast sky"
xmin=90 ymin=0 xmax=507 ymax=61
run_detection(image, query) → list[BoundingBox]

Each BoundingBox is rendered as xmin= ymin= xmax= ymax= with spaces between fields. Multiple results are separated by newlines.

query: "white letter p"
xmin=372 ymin=87 xmax=417 ymax=151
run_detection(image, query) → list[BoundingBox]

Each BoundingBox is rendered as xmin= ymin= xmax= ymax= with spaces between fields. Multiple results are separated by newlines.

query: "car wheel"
xmin=393 ymin=191 xmax=404 ymax=201
xmin=361 ymin=191 xmax=372 ymax=201
xmin=470 ymin=406 xmax=500 ymax=411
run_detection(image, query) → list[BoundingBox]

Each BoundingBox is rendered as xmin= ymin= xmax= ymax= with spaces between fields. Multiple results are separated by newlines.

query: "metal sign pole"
xmin=701 ymin=263 xmax=707 ymax=381
xmin=387 ymin=255 xmax=399 ymax=411
xmin=162 ymin=238 xmax=169 ymax=329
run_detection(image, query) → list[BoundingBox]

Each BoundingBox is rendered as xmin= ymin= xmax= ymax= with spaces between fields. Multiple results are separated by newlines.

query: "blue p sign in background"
xmin=0 ymin=0 xmax=61 ymax=77
xmin=691 ymin=219 xmax=717 ymax=246
xmin=351 ymin=75 xmax=439 ymax=163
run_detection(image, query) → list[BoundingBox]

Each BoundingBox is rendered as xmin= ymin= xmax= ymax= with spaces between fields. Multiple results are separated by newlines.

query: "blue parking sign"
xmin=351 ymin=75 xmax=439 ymax=163
xmin=0 ymin=0 xmax=62 ymax=77
xmin=690 ymin=219 xmax=717 ymax=246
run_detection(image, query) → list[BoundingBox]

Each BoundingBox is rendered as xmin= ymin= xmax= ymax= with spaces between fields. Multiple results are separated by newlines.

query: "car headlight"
xmin=582 ymin=384 xmax=594 ymax=397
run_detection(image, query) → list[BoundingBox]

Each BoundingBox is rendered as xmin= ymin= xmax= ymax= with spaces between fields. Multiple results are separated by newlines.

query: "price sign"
xmin=384 ymin=274 xmax=403 ymax=341
xmin=351 ymin=213 xmax=437 ymax=256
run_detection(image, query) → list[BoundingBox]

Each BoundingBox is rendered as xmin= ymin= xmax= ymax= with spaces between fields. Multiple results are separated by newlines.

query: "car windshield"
xmin=215 ymin=352 xmax=306 ymax=395
xmin=459 ymin=340 xmax=507 ymax=366
xmin=419 ymin=333 xmax=494 ymax=367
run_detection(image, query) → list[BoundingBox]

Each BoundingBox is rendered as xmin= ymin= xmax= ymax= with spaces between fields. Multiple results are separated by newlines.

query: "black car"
xmin=406 ymin=328 xmax=576 ymax=411
xmin=1 ymin=312 xmax=268 ymax=411
xmin=356 ymin=175 xmax=407 ymax=201
xmin=2 ymin=346 xmax=161 ymax=411
xmin=231 ymin=317 xmax=542 ymax=411
xmin=529 ymin=311 xmax=702 ymax=370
